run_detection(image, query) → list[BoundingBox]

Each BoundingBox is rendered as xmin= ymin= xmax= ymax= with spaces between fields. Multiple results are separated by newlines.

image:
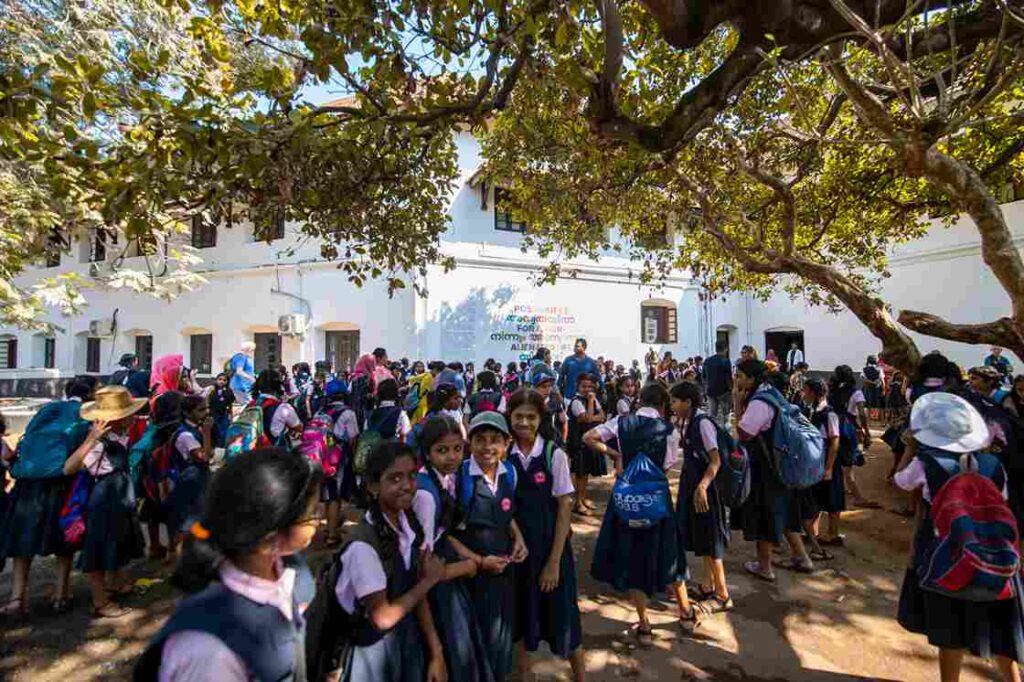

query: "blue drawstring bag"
xmin=611 ymin=452 xmax=671 ymax=528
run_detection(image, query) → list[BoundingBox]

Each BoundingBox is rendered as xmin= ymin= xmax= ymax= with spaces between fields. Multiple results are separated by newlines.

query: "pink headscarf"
xmin=150 ymin=354 xmax=184 ymax=398
xmin=352 ymin=353 xmax=390 ymax=395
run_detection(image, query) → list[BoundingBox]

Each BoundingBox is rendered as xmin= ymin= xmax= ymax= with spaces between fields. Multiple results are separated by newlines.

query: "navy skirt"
xmin=0 ymin=477 xmax=73 ymax=559
xmin=77 ymin=471 xmax=145 ymax=572
xmin=677 ymin=455 xmax=730 ymax=559
xmin=341 ymin=611 xmax=425 ymax=682
xmin=468 ymin=568 xmax=516 ymax=679
xmin=171 ymin=464 xmax=209 ymax=534
xmin=431 ymin=539 xmax=495 ymax=682
xmin=569 ymin=444 xmax=607 ymax=477
xmin=741 ymin=440 xmax=801 ymax=543
xmin=515 ymin=537 xmax=582 ymax=658
xmin=591 ymin=506 xmax=679 ymax=597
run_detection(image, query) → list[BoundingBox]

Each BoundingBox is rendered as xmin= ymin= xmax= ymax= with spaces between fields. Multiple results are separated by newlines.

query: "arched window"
xmin=641 ymin=299 xmax=678 ymax=344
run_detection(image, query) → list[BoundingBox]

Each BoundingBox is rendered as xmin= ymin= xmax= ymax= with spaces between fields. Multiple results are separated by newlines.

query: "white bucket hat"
xmin=910 ymin=392 xmax=990 ymax=453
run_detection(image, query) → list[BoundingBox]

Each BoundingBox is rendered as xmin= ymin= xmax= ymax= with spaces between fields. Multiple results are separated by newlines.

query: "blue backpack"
xmin=611 ymin=452 xmax=671 ymax=528
xmin=836 ymin=412 xmax=865 ymax=467
xmin=692 ymin=415 xmax=750 ymax=508
xmin=11 ymin=401 xmax=91 ymax=480
xmin=752 ymin=387 xmax=825 ymax=489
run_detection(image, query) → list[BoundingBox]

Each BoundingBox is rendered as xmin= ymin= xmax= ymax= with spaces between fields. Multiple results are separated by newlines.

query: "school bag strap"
xmin=458 ymin=458 xmax=517 ymax=514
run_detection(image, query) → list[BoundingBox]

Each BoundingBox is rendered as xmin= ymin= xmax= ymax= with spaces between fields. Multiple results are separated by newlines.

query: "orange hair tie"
xmin=190 ymin=522 xmax=211 ymax=540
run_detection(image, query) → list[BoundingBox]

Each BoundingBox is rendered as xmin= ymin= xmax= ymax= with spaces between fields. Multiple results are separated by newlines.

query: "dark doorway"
xmin=134 ymin=335 xmax=153 ymax=371
xmin=254 ymin=333 xmax=282 ymax=373
xmin=325 ymin=330 xmax=360 ymax=374
xmin=716 ymin=329 xmax=731 ymax=359
xmin=765 ymin=330 xmax=805 ymax=370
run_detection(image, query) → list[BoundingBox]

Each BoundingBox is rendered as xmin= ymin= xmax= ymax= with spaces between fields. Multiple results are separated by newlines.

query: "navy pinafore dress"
xmin=416 ymin=471 xmax=495 ymax=682
xmin=456 ymin=462 xmax=517 ymax=680
xmin=800 ymin=406 xmax=845 ymax=519
xmin=170 ymin=423 xmax=210 ymax=534
xmin=590 ymin=415 xmax=679 ymax=596
xmin=78 ymin=437 xmax=144 ymax=572
xmin=740 ymin=391 xmax=802 ymax=544
xmin=677 ymin=414 xmax=730 ymax=559
xmin=567 ymin=399 xmax=607 ymax=477
xmin=341 ymin=527 xmax=426 ymax=682
xmin=511 ymin=441 xmax=582 ymax=658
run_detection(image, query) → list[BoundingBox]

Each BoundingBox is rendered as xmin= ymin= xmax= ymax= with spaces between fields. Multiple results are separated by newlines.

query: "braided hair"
xmin=417 ymin=415 xmax=464 ymax=531
xmin=362 ymin=441 xmax=426 ymax=571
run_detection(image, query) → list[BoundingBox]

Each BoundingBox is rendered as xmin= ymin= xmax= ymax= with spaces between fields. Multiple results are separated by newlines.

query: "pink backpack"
xmin=298 ymin=410 xmax=343 ymax=476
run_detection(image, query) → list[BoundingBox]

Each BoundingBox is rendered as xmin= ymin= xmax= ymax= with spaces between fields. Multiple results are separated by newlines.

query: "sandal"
xmin=809 ymin=548 xmax=834 ymax=561
xmin=744 ymin=560 xmax=775 ymax=583
xmin=92 ymin=601 xmax=132 ymax=619
xmin=818 ymin=535 xmax=845 ymax=548
xmin=775 ymin=556 xmax=815 ymax=574
xmin=678 ymin=602 xmax=708 ymax=633
xmin=634 ymin=623 xmax=654 ymax=647
xmin=0 ymin=597 xmax=27 ymax=617
xmin=686 ymin=583 xmax=716 ymax=601
xmin=702 ymin=595 xmax=734 ymax=613
xmin=51 ymin=597 xmax=73 ymax=614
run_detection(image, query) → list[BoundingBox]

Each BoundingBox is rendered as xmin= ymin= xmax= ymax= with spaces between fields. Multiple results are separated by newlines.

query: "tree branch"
xmin=898 ymin=310 xmax=1024 ymax=351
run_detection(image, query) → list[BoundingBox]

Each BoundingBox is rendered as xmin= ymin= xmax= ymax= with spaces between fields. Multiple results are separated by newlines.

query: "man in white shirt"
xmin=785 ymin=343 xmax=805 ymax=372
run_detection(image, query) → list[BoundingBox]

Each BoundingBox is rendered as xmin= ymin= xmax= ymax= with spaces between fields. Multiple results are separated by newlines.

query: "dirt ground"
xmin=0 ymin=434 xmax=1011 ymax=681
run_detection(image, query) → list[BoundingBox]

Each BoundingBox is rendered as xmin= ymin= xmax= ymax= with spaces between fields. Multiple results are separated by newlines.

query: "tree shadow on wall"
xmin=431 ymin=285 xmax=531 ymax=362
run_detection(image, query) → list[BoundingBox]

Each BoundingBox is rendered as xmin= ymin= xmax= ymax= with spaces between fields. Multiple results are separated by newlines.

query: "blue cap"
xmin=530 ymin=364 xmax=556 ymax=387
xmin=325 ymin=379 xmax=349 ymax=396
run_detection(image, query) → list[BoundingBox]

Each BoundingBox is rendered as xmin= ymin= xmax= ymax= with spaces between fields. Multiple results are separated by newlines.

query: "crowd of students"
xmin=1 ymin=339 xmax=1023 ymax=682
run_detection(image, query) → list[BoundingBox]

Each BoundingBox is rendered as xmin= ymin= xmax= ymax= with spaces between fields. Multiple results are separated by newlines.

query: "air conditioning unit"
xmin=278 ymin=314 xmax=307 ymax=336
xmin=89 ymin=319 xmax=116 ymax=338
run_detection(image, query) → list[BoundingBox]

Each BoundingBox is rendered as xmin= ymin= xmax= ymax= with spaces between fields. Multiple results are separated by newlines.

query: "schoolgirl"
xmin=585 ymin=383 xmax=680 ymax=645
xmin=251 ymin=369 xmax=303 ymax=448
xmin=894 ymin=393 xmax=1024 ymax=682
xmin=829 ymin=365 xmax=879 ymax=510
xmin=531 ymin=365 xmax=567 ymax=446
xmin=456 ymin=412 xmax=529 ymax=680
xmin=207 ymin=372 xmax=235 ymax=448
xmin=799 ymin=379 xmax=843 ymax=558
xmin=371 ymin=378 xmax=413 ymax=443
xmin=734 ymin=359 xmax=813 ymax=582
xmin=0 ymin=377 xmax=96 ymax=616
xmin=566 ymin=373 xmax=606 ymax=516
xmin=169 ymin=395 xmax=213 ymax=556
xmin=135 ymin=448 xmax=322 ymax=680
xmin=413 ymin=416 xmax=494 ymax=682
xmin=63 ymin=386 xmax=147 ymax=617
xmin=503 ymin=362 xmax=522 ymax=398
xmin=669 ymin=381 xmax=732 ymax=625
xmin=507 ymin=389 xmax=586 ymax=681
xmin=333 ymin=441 xmax=447 ymax=681
xmin=616 ymin=376 xmax=638 ymax=416
xmin=323 ymin=379 xmax=359 ymax=543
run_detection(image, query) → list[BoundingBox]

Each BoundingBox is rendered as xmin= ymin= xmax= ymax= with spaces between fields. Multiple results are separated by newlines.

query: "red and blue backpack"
xmin=918 ymin=450 xmax=1020 ymax=601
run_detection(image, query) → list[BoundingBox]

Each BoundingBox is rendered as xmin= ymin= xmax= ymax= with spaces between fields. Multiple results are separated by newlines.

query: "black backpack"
xmin=305 ymin=525 xmax=382 ymax=682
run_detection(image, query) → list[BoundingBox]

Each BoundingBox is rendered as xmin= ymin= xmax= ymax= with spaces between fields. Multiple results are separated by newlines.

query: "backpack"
xmin=299 ymin=409 xmax=343 ymax=476
xmin=353 ymin=406 xmax=402 ymax=475
xmin=304 ymin=525 xmax=383 ymax=682
xmin=59 ymin=470 xmax=92 ymax=547
xmin=692 ymin=415 xmax=750 ymax=508
xmin=349 ymin=375 xmax=373 ymax=424
xmin=458 ymin=458 xmax=518 ymax=514
xmin=11 ymin=401 xmax=91 ymax=480
xmin=403 ymin=381 xmax=423 ymax=414
xmin=918 ymin=451 xmax=1020 ymax=601
xmin=837 ymin=411 xmax=865 ymax=467
xmin=752 ymin=386 xmax=825 ymax=489
xmin=467 ymin=390 xmax=503 ymax=418
xmin=611 ymin=452 xmax=671 ymax=528
xmin=224 ymin=396 xmax=279 ymax=460
xmin=862 ymin=365 xmax=881 ymax=384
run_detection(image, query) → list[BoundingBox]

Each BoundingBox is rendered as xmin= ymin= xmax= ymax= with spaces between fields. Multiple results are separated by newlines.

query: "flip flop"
xmin=774 ymin=556 xmax=815 ymax=573
xmin=818 ymin=535 xmax=846 ymax=547
xmin=702 ymin=595 xmax=734 ymax=613
xmin=744 ymin=560 xmax=776 ymax=583
xmin=809 ymin=548 xmax=834 ymax=561
xmin=677 ymin=603 xmax=706 ymax=633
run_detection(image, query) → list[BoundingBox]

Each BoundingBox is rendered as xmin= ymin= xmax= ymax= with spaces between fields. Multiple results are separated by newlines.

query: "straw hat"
xmin=80 ymin=386 xmax=148 ymax=422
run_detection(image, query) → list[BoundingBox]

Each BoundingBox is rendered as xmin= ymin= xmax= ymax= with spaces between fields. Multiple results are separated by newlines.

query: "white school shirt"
xmin=82 ymin=432 xmax=131 ymax=477
xmin=269 ymin=402 xmax=301 ymax=439
xmin=811 ymin=403 xmax=841 ymax=440
xmin=895 ymin=455 xmax=1008 ymax=503
xmin=569 ymin=397 xmax=603 ymax=419
xmin=738 ymin=385 xmax=777 ymax=437
xmin=590 ymin=406 xmax=680 ymax=470
xmin=846 ymin=390 xmax=866 ymax=418
xmin=335 ymin=511 xmax=417 ymax=614
xmin=616 ymin=397 xmax=634 ymax=417
xmin=175 ymin=421 xmax=203 ymax=459
xmin=159 ymin=560 xmax=298 ymax=682
xmin=332 ymin=407 xmax=360 ymax=443
xmin=468 ymin=455 xmax=508 ymax=496
xmin=685 ymin=410 xmax=720 ymax=454
xmin=411 ymin=466 xmax=457 ymax=550
xmin=510 ymin=437 xmax=574 ymax=497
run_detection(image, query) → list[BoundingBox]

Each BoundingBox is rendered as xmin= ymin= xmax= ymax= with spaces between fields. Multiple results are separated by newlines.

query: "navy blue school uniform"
xmin=456 ymin=458 xmax=518 ymax=680
xmin=336 ymin=514 xmax=426 ymax=682
xmin=738 ymin=387 xmax=802 ymax=544
xmin=322 ymin=403 xmax=357 ymax=503
xmin=510 ymin=438 xmax=582 ymax=658
xmin=799 ymin=404 xmax=844 ymax=521
xmin=677 ymin=411 xmax=730 ymax=559
xmin=416 ymin=470 xmax=495 ymax=682
xmin=77 ymin=434 xmax=145 ymax=572
xmin=591 ymin=410 xmax=679 ymax=596
xmin=897 ymin=447 xmax=1024 ymax=661
xmin=134 ymin=555 xmax=312 ymax=681
xmin=170 ymin=422 xmax=210 ymax=534
xmin=567 ymin=397 xmax=607 ymax=477
xmin=208 ymin=386 xmax=234 ymax=449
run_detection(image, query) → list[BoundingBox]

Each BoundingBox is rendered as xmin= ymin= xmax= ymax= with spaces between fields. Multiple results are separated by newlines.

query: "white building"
xmin=1 ymin=129 xmax=1022 ymax=395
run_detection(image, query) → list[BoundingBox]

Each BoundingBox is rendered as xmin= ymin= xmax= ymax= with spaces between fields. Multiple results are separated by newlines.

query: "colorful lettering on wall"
xmin=488 ymin=305 xmax=579 ymax=361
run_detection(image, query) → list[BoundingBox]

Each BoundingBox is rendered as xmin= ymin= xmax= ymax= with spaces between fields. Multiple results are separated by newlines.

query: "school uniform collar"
xmin=219 ymin=559 xmax=297 ymax=623
xmin=419 ymin=465 xmax=456 ymax=497
xmin=684 ymin=408 xmax=707 ymax=430
xmin=468 ymin=456 xmax=506 ymax=484
xmin=184 ymin=419 xmax=199 ymax=428
xmin=379 ymin=400 xmax=397 ymax=407
xmin=511 ymin=436 xmax=546 ymax=466
xmin=636 ymin=406 xmax=661 ymax=419
xmin=67 ymin=397 xmax=83 ymax=403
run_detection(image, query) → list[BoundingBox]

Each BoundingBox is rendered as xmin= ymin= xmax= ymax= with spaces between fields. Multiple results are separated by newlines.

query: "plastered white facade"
xmin=2 ymin=129 xmax=1023 ymax=382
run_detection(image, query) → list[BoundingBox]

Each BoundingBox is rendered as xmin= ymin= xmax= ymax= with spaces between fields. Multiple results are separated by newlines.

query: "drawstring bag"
xmin=611 ymin=452 xmax=670 ymax=528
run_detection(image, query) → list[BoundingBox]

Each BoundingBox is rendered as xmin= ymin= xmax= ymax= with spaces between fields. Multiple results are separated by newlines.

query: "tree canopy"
xmin=2 ymin=0 xmax=1022 ymax=370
